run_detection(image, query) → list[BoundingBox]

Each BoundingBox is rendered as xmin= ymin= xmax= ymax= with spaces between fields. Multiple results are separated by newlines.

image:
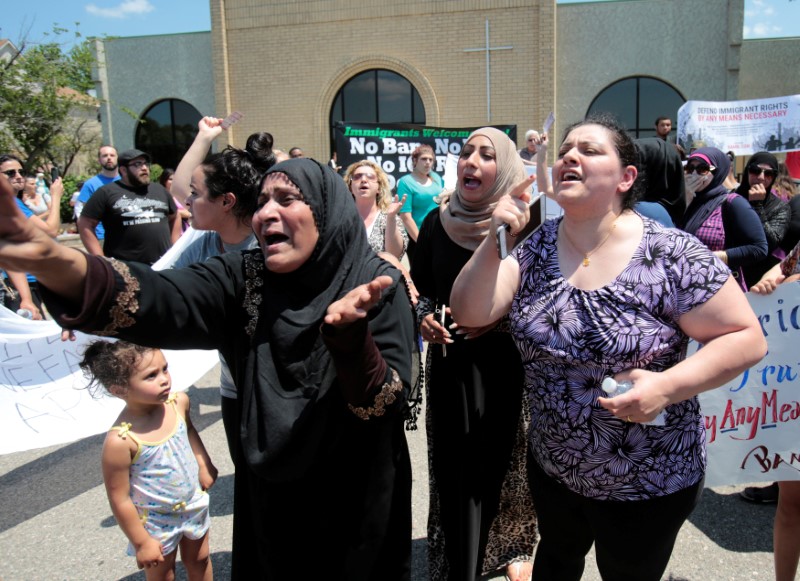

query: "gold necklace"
xmin=561 ymin=216 xmax=619 ymax=267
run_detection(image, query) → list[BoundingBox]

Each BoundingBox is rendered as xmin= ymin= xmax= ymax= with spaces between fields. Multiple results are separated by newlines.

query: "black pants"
xmin=527 ymin=453 xmax=703 ymax=581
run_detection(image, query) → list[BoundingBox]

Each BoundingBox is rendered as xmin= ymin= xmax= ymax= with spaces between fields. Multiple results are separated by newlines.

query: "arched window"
xmin=330 ymin=69 xmax=425 ymax=137
xmin=587 ymin=77 xmax=685 ymax=140
xmin=135 ymin=99 xmax=202 ymax=170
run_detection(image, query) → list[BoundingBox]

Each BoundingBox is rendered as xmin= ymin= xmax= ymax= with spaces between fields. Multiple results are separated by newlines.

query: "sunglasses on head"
xmin=684 ymin=162 xmax=715 ymax=175
xmin=2 ymin=169 xmax=23 ymax=178
xmin=748 ymin=165 xmax=776 ymax=179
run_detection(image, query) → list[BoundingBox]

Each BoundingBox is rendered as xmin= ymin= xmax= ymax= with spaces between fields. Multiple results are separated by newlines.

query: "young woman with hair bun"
xmin=168 ymin=117 xmax=278 ymax=460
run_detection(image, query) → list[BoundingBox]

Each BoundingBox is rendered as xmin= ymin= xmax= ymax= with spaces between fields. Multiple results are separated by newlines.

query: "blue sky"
xmin=3 ymin=0 xmax=799 ymax=48
xmin=2 ymin=1 xmax=211 ymax=47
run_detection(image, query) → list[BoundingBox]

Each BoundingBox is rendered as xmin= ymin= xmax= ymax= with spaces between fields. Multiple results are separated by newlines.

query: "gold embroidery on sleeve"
xmin=347 ymin=368 xmax=403 ymax=420
xmin=243 ymin=251 xmax=265 ymax=337
xmin=95 ymin=259 xmax=140 ymax=336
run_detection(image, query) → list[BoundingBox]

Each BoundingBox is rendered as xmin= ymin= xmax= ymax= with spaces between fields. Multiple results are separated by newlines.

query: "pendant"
xmin=582 ymin=257 xmax=590 ymax=267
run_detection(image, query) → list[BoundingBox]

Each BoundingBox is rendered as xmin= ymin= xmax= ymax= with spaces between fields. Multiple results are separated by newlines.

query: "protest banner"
xmin=678 ymin=94 xmax=800 ymax=156
xmin=697 ymin=282 xmax=800 ymax=487
xmin=0 ymin=307 xmax=218 ymax=455
xmin=333 ymin=122 xmax=516 ymax=190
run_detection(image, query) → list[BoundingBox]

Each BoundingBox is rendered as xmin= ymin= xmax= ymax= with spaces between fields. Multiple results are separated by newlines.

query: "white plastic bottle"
xmin=601 ymin=377 xmax=666 ymax=426
xmin=16 ymin=308 xmax=33 ymax=319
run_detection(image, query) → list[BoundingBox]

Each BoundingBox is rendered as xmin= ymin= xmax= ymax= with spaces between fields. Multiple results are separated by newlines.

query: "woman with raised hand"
xmin=344 ymin=159 xmax=408 ymax=260
xmin=167 ymin=116 xmax=276 ymax=461
xmin=450 ymin=114 xmax=767 ymax=581
xmin=0 ymin=159 xmax=415 ymax=581
xmin=736 ymin=151 xmax=791 ymax=287
xmin=413 ymin=127 xmax=537 ymax=581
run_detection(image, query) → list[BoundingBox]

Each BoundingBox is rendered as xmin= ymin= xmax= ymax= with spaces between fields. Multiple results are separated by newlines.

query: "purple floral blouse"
xmin=510 ymin=216 xmax=729 ymax=500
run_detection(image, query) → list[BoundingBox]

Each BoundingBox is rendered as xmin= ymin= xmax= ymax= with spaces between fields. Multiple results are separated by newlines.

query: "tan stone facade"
xmin=210 ymin=0 xmax=556 ymax=159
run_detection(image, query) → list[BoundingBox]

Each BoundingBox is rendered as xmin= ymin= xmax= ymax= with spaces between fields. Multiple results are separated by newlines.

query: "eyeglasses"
xmin=126 ymin=160 xmax=150 ymax=169
xmin=748 ymin=166 xmax=776 ymax=179
xmin=2 ymin=169 xmax=23 ymax=178
xmin=352 ymin=171 xmax=378 ymax=182
xmin=684 ymin=163 xmax=714 ymax=175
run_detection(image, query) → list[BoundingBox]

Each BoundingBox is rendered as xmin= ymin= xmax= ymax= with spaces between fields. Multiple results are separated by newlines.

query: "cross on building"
xmin=462 ymin=19 xmax=514 ymax=123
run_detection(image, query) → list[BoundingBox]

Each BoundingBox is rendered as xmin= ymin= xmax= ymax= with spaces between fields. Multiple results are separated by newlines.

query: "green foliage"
xmin=149 ymin=164 xmax=164 ymax=185
xmin=60 ymin=174 xmax=84 ymax=198
xmin=58 ymin=174 xmax=88 ymax=223
xmin=0 ymin=26 xmax=100 ymax=175
xmin=64 ymin=39 xmax=95 ymax=94
xmin=59 ymin=190 xmax=75 ymax=224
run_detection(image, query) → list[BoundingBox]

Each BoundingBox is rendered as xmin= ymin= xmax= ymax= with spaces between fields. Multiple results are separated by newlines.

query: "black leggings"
xmin=527 ymin=453 xmax=703 ymax=581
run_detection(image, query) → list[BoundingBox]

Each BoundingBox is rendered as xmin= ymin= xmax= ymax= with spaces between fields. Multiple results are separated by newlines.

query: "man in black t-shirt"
xmin=79 ymin=149 xmax=180 ymax=265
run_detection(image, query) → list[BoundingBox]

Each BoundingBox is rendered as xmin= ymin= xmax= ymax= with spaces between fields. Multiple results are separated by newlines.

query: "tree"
xmin=0 ymin=26 xmax=100 ymax=174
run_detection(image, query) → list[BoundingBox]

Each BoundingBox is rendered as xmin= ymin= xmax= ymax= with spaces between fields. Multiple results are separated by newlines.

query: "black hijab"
xmin=736 ymin=151 xmax=779 ymax=200
xmin=241 ymin=158 xmax=402 ymax=480
xmin=681 ymin=147 xmax=731 ymax=234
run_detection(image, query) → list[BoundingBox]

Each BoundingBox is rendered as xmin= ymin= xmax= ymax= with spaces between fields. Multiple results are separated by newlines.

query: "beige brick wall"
xmin=211 ymin=0 xmax=556 ymax=159
xmin=739 ymin=37 xmax=800 ymax=100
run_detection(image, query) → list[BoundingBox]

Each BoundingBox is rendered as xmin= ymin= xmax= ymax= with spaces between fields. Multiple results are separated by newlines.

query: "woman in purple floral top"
xmin=451 ymin=115 xmax=767 ymax=581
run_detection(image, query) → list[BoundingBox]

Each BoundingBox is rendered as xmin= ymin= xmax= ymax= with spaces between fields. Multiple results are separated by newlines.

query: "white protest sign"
xmin=678 ymin=94 xmax=800 ymax=156
xmin=442 ymin=153 xmax=459 ymax=192
xmin=152 ymin=226 xmax=208 ymax=270
xmin=0 ymin=306 xmax=218 ymax=455
xmin=696 ymin=282 xmax=800 ymax=486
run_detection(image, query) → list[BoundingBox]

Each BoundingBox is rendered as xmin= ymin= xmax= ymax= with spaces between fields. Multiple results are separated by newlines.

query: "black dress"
xmin=412 ymin=210 xmax=537 ymax=581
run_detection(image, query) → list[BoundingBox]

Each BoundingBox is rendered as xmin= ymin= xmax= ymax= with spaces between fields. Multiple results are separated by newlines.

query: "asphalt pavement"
xmin=0 ymin=363 xmax=777 ymax=580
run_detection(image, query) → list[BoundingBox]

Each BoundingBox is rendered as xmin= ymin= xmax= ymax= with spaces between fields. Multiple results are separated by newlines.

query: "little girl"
xmin=81 ymin=340 xmax=217 ymax=580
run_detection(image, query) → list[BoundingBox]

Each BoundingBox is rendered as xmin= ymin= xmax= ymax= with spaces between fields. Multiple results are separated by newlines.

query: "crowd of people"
xmin=1 ymin=110 xmax=798 ymax=581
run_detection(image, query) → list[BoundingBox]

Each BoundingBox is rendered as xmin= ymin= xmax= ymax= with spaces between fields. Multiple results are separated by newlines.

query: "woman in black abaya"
xmin=412 ymin=128 xmax=538 ymax=581
xmin=0 ymin=159 xmax=415 ymax=580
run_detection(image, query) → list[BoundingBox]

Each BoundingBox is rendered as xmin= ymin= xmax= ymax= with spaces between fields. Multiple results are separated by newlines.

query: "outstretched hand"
xmin=325 ymin=275 xmax=394 ymax=326
xmin=0 ymin=177 xmax=87 ymax=302
xmin=386 ymin=194 xmax=407 ymax=216
xmin=491 ymin=174 xmax=536 ymax=236
xmin=0 ymin=176 xmax=52 ymax=274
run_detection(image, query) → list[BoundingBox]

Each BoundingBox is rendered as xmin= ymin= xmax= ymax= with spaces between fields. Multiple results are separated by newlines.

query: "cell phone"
xmin=497 ymin=192 xmax=546 ymax=260
xmin=437 ymin=305 xmax=449 ymax=356
xmin=543 ymin=111 xmax=555 ymax=135
xmin=220 ymin=111 xmax=244 ymax=130
xmin=50 ymin=166 xmax=59 ymax=182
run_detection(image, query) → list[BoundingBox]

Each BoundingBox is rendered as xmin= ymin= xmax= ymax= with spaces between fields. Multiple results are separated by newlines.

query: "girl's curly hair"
xmin=79 ymin=340 xmax=154 ymax=398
